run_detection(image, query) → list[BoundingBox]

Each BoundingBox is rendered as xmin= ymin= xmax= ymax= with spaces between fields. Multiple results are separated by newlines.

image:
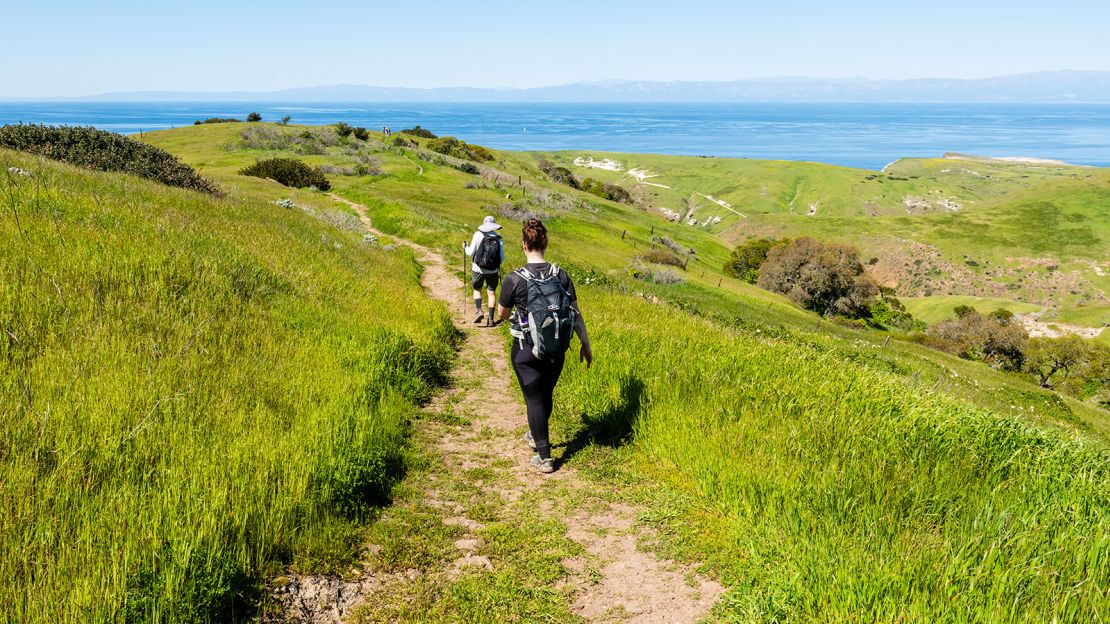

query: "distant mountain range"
xmin=9 ymin=71 xmax=1110 ymax=103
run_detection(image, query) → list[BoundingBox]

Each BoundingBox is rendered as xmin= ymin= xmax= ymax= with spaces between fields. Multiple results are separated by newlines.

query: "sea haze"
xmin=1 ymin=102 xmax=1108 ymax=170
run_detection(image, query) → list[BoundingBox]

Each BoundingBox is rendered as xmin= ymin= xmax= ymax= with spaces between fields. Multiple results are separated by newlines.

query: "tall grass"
xmin=555 ymin=289 xmax=1109 ymax=622
xmin=0 ymin=151 xmax=455 ymax=621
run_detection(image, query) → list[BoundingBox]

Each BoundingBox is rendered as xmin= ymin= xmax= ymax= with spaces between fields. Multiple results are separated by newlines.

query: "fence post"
xmin=718 ymin=277 xmax=722 ymax=288
xmin=621 ymin=230 xmax=626 ymax=240
xmin=882 ymin=335 xmax=892 ymax=348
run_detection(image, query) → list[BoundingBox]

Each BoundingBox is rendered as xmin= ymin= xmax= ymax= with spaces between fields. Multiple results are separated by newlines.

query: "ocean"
xmin=1 ymin=102 xmax=1108 ymax=170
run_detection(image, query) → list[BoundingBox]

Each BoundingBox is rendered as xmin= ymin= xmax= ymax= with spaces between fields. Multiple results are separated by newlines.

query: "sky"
xmin=2 ymin=0 xmax=1107 ymax=97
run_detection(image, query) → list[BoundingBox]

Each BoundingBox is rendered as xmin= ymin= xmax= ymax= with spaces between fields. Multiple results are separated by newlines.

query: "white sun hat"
xmin=478 ymin=215 xmax=502 ymax=232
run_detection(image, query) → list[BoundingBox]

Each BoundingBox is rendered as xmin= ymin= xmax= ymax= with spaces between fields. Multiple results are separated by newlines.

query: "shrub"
xmin=455 ymin=162 xmax=480 ymax=175
xmin=246 ymin=112 xmax=262 ymax=122
xmin=867 ymin=296 xmax=925 ymax=332
xmin=1023 ymin=335 xmax=1093 ymax=389
xmin=989 ymin=308 xmax=1015 ymax=325
xmin=426 ymin=136 xmax=494 ymax=162
xmin=603 ymin=182 xmax=633 ymax=204
xmin=391 ymin=135 xmax=417 ymax=148
xmin=334 ymin=122 xmax=354 ymax=138
xmin=640 ymin=248 xmax=684 ymax=268
xmin=578 ymin=177 xmax=633 ymax=203
xmin=239 ymin=157 xmax=331 ymax=191
xmin=928 ymin=309 xmax=1028 ymax=370
xmin=627 ymin=259 xmax=684 ymax=285
xmin=400 ymin=125 xmax=437 ymax=139
xmin=279 ymin=115 xmax=291 ymax=126
xmin=758 ymin=237 xmax=878 ymax=317
xmin=352 ymin=127 xmax=370 ymax=141
xmin=194 ymin=117 xmax=241 ymax=125
xmin=538 ymin=159 xmax=579 ymax=189
xmin=724 ymin=238 xmax=785 ymax=283
xmin=0 ymin=124 xmax=220 ymax=195
xmin=239 ymin=126 xmax=292 ymax=150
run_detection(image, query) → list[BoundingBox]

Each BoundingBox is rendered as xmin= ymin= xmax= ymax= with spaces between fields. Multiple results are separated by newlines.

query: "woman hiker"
xmin=497 ymin=218 xmax=593 ymax=473
xmin=463 ymin=216 xmax=506 ymax=326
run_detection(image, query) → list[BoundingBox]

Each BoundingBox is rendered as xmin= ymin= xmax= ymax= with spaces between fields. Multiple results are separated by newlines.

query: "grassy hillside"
xmin=130 ymin=123 xmax=1110 ymax=621
xmin=0 ymin=147 xmax=454 ymax=620
xmin=554 ymin=290 xmax=1109 ymax=621
xmin=536 ymin=150 xmax=1110 ymax=322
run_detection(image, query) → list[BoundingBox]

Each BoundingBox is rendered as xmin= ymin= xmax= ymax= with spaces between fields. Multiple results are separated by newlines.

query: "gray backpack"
xmin=509 ymin=264 xmax=575 ymax=360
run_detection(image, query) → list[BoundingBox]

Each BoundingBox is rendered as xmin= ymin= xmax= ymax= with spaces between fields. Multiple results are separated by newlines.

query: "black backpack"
xmin=509 ymin=264 xmax=576 ymax=359
xmin=475 ymin=232 xmax=502 ymax=271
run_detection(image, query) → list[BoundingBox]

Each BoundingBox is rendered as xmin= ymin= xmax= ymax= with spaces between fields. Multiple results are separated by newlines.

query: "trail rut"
xmin=276 ymin=194 xmax=723 ymax=622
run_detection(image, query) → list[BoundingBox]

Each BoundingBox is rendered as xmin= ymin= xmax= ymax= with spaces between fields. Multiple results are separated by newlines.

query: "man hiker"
xmin=463 ymin=215 xmax=505 ymax=326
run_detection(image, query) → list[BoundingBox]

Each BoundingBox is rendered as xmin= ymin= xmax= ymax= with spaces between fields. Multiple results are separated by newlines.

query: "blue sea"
xmin=1 ymin=102 xmax=1108 ymax=170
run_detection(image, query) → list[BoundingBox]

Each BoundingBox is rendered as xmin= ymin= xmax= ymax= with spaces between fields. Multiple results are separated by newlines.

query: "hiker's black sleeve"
xmin=498 ymin=274 xmax=518 ymax=309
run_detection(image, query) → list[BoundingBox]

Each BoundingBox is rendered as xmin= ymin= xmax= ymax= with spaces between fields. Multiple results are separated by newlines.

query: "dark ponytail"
xmin=522 ymin=218 xmax=548 ymax=252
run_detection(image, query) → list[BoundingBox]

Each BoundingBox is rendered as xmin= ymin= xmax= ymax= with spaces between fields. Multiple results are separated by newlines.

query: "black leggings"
xmin=510 ymin=341 xmax=566 ymax=460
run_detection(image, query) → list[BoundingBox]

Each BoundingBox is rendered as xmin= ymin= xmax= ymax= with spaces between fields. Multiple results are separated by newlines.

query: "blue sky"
xmin=2 ymin=0 xmax=1107 ymax=96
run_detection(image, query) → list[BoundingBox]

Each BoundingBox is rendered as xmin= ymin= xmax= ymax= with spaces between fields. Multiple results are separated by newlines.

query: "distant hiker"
xmin=497 ymin=218 xmax=593 ymax=473
xmin=463 ymin=215 xmax=505 ymax=326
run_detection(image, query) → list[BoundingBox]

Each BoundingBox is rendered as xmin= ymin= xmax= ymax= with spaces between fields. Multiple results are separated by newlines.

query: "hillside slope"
xmin=536 ymin=150 xmax=1110 ymax=325
xmin=0 ymin=147 xmax=454 ymax=620
xmin=140 ymin=123 xmax=1109 ymax=621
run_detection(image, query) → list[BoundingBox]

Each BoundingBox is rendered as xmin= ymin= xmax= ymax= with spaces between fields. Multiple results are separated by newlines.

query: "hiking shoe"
xmin=523 ymin=430 xmax=536 ymax=450
xmin=473 ymin=313 xmax=484 ymax=324
xmin=530 ymin=455 xmax=555 ymax=474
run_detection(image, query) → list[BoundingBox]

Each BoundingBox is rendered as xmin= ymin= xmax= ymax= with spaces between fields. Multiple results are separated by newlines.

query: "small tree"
xmin=953 ymin=305 xmax=977 ymax=319
xmin=929 ymin=310 xmax=1027 ymax=370
xmin=279 ymin=115 xmax=292 ymax=126
xmin=988 ymin=308 xmax=1016 ymax=325
xmin=724 ymin=238 xmax=784 ymax=284
xmin=1023 ymin=335 xmax=1090 ymax=389
xmin=757 ymin=237 xmax=878 ymax=317
xmin=246 ymin=112 xmax=262 ymax=122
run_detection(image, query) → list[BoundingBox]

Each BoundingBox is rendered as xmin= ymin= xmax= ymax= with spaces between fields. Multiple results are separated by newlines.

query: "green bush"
xmin=352 ymin=126 xmax=370 ymax=141
xmin=455 ymin=162 xmax=480 ymax=175
xmin=758 ymin=237 xmax=878 ymax=317
xmin=538 ymin=159 xmax=579 ymax=189
xmin=392 ymin=135 xmax=417 ymax=148
xmin=193 ymin=117 xmax=241 ymax=125
xmin=0 ymin=124 xmax=220 ymax=195
xmin=724 ymin=238 xmax=785 ymax=283
xmin=334 ymin=122 xmax=353 ymax=138
xmin=239 ymin=157 xmax=331 ymax=191
xmin=246 ymin=112 xmax=262 ymax=122
xmin=400 ymin=125 xmax=437 ymax=139
xmin=578 ymin=177 xmax=633 ymax=203
xmin=640 ymin=248 xmax=684 ymax=268
xmin=426 ymin=136 xmax=494 ymax=162
xmin=867 ymin=296 xmax=924 ymax=332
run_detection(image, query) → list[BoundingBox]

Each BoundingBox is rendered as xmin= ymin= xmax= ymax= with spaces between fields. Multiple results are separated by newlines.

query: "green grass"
xmin=553 ymin=289 xmax=1110 ymax=622
xmin=132 ymin=124 xmax=1110 ymax=621
xmin=901 ymin=295 xmax=1042 ymax=324
xmin=144 ymin=122 xmax=1109 ymax=436
xmin=535 ymin=150 xmax=1110 ymax=317
xmin=0 ymin=148 xmax=455 ymax=620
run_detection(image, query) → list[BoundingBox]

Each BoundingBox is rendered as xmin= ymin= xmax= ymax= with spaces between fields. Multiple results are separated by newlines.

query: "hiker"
xmin=497 ymin=218 xmax=593 ymax=473
xmin=463 ymin=215 xmax=505 ymax=326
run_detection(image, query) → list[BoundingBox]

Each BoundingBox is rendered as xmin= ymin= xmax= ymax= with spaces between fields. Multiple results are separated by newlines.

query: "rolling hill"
xmin=2 ymin=121 xmax=1108 ymax=621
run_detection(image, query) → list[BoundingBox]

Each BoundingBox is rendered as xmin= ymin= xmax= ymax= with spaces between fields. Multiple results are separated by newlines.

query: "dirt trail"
xmin=276 ymin=195 xmax=723 ymax=623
